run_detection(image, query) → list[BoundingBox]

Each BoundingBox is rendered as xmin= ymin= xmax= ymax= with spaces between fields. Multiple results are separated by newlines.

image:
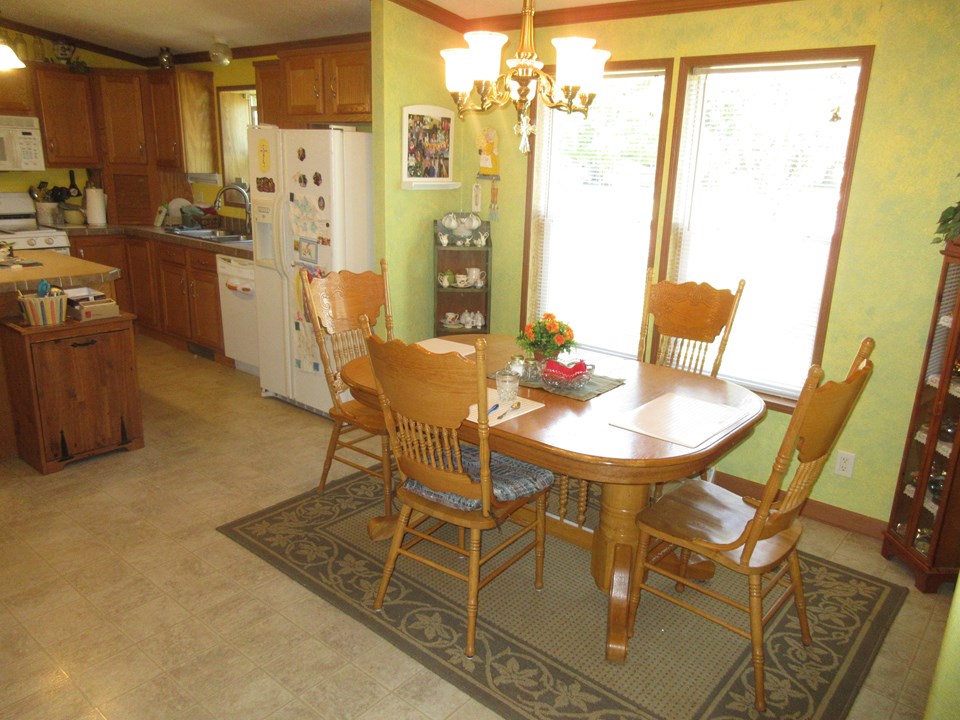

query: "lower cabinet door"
xmin=159 ymin=262 xmax=191 ymax=338
xmin=32 ymin=329 xmax=141 ymax=461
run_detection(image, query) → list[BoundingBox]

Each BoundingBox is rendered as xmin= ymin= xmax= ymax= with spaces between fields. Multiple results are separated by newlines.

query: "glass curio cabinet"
xmin=883 ymin=242 xmax=960 ymax=591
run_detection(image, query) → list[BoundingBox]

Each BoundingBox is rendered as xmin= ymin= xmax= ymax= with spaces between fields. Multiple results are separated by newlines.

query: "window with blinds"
xmin=527 ymin=68 xmax=668 ymax=357
xmin=666 ymin=51 xmax=872 ymax=398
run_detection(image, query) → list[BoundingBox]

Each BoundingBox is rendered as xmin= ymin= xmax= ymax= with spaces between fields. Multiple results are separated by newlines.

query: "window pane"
xmin=670 ymin=61 xmax=862 ymax=397
xmin=530 ymin=71 xmax=665 ymax=356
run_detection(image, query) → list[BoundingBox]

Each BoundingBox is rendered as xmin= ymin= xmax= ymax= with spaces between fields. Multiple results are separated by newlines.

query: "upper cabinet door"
xmin=94 ymin=71 xmax=148 ymax=165
xmin=283 ymin=52 xmax=326 ymax=116
xmin=148 ymin=72 xmax=183 ymax=170
xmin=33 ymin=65 xmax=99 ymax=167
xmin=325 ymin=50 xmax=371 ymax=116
xmin=0 ymin=65 xmax=35 ymax=114
xmin=176 ymin=70 xmax=217 ymax=175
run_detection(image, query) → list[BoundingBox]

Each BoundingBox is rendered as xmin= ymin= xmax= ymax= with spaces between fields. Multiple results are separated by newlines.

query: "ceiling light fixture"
xmin=441 ymin=0 xmax=609 ymax=153
xmin=209 ymin=38 xmax=232 ymax=67
xmin=158 ymin=47 xmax=174 ymax=70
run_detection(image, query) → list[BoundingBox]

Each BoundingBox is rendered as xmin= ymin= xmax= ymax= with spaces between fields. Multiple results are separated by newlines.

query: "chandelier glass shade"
xmin=441 ymin=0 xmax=609 ymax=152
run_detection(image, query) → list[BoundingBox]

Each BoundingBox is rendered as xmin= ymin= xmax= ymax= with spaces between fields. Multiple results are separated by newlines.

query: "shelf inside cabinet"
xmin=925 ymin=374 xmax=960 ymax=398
xmin=903 ymin=483 xmax=941 ymax=515
xmin=914 ymin=429 xmax=953 ymax=458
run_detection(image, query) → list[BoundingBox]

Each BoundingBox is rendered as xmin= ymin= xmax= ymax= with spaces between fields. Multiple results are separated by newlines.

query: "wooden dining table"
xmin=341 ymin=333 xmax=766 ymax=659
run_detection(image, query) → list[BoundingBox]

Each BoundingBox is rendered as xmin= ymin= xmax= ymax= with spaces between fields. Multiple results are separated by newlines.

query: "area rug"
xmin=218 ymin=473 xmax=907 ymax=720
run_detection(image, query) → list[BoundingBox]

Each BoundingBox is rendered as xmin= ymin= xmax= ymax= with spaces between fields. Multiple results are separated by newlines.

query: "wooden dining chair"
xmin=300 ymin=261 xmax=395 ymax=518
xmin=620 ymin=337 xmax=874 ymax=712
xmin=362 ymin=322 xmax=554 ymax=657
xmin=637 ymin=268 xmax=745 ymax=378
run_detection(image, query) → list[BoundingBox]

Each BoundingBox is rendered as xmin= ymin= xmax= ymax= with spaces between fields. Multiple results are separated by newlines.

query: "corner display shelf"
xmin=433 ymin=214 xmax=491 ymax=337
xmin=882 ymin=241 xmax=960 ymax=591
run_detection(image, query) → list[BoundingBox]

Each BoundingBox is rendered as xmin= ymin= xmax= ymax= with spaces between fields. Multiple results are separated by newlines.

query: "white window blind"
xmin=669 ymin=59 xmax=863 ymax=397
xmin=528 ymin=70 xmax=666 ymax=357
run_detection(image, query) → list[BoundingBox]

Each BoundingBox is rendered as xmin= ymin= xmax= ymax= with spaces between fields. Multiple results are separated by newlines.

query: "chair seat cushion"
xmin=405 ymin=445 xmax=553 ymax=511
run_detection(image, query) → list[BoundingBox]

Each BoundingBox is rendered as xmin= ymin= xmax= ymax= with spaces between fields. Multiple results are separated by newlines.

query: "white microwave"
xmin=0 ymin=116 xmax=45 ymax=171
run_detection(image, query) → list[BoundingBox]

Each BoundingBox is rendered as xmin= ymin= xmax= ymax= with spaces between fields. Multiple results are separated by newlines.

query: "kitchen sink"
xmin=166 ymin=227 xmax=251 ymax=244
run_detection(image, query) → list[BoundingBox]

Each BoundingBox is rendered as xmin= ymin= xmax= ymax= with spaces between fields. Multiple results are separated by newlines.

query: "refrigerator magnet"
xmin=299 ymin=239 xmax=319 ymax=263
xmin=313 ymin=172 xmax=323 ymax=186
xmin=317 ymin=196 xmax=325 ymax=211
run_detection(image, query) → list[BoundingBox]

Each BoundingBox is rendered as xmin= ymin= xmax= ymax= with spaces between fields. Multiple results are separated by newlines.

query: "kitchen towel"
xmin=85 ymin=188 xmax=107 ymax=226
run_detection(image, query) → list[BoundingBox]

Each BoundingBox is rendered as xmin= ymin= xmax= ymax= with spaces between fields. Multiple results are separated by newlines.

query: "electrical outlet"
xmin=835 ymin=451 xmax=855 ymax=478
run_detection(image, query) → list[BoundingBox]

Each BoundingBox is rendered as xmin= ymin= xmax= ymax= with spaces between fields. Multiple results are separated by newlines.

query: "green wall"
xmin=376 ymin=0 xmax=960 ymax=524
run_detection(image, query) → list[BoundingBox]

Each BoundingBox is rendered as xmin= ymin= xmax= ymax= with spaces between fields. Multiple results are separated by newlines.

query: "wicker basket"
xmin=19 ymin=293 xmax=67 ymax=326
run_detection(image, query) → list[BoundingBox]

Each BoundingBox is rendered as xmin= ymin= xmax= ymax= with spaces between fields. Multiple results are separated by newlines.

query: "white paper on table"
xmin=468 ymin=387 xmax=544 ymax=427
xmin=414 ymin=338 xmax=476 ymax=356
xmin=609 ymin=392 xmax=749 ymax=448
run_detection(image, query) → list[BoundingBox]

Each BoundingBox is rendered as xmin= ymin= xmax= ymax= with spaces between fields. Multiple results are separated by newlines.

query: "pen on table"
xmin=488 ymin=403 xmax=499 ymax=415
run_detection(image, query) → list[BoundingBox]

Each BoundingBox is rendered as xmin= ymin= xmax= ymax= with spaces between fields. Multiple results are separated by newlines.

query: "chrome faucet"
xmin=214 ymin=184 xmax=251 ymax=238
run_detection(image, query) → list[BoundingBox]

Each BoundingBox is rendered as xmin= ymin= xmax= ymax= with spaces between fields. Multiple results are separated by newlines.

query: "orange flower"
xmin=546 ymin=321 xmax=559 ymax=333
xmin=564 ymin=327 xmax=574 ymax=341
xmin=542 ymin=312 xmax=556 ymax=322
xmin=553 ymin=333 xmax=565 ymax=346
xmin=525 ymin=324 xmax=535 ymax=340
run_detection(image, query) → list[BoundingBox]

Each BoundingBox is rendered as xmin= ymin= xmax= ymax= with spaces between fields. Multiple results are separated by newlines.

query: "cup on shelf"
xmin=443 ymin=312 xmax=459 ymax=325
xmin=455 ymin=274 xmax=470 ymax=287
xmin=465 ymin=267 xmax=486 ymax=287
xmin=495 ymin=369 xmax=520 ymax=405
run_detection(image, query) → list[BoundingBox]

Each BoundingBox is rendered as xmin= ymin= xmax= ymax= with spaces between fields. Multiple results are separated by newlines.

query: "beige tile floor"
xmin=0 ymin=334 xmax=953 ymax=720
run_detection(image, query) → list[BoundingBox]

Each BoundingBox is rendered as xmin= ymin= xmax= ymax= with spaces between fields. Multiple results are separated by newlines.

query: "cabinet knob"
xmin=329 ymin=75 xmax=337 ymax=98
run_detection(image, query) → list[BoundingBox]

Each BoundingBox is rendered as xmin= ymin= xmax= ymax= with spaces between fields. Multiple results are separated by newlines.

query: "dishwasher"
xmin=216 ymin=255 xmax=259 ymax=375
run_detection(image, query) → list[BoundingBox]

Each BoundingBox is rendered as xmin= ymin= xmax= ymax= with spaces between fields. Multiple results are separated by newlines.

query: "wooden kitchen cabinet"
xmin=255 ymin=59 xmax=285 ymax=127
xmin=883 ymin=241 xmax=960 ymax=591
xmin=125 ymin=236 xmax=160 ymax=329
xmin=0 ymin=314 xmax=144 ymax=474
xmin=157 ymin=244 xmax=223 ymax=351
xmin=325 ymin=48 xmax=372 ymax=116
xmin=71 ymin=235 xmax=133 ymax=313
xmin=93 ymin=70 xmax=148 ymax=166
xmin=147 ymin=69 xmax=217 ymax=174
xmin=32 ymin=64 xmax=99 ymax=167
xmin=0 ymin=65 xmax=35 ymax=114
xmin=278 ymin=42 xmax=371 ymax=123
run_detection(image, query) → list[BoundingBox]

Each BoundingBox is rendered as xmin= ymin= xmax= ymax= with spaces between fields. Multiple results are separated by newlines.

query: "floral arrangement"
xmin=517 ymin=312 xmax=576 ymax=358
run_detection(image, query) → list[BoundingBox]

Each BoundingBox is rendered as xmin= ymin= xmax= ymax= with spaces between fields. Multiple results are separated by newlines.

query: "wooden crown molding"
xmin=0 ymin=17 xmax=372 ymax=68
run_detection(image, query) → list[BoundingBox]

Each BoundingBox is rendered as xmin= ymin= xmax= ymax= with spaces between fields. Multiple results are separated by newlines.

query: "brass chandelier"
xmin=441 ymin=0 xmax=609 ymax=153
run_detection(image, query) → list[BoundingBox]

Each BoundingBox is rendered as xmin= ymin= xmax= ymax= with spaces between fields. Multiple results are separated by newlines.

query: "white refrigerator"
xmin=248 ymin=125 xmax=374 ymax=415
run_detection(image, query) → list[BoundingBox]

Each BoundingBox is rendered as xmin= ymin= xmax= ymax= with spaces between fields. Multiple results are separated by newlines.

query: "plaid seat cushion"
xmin=405 ymin=445 xmax=554 ymax=511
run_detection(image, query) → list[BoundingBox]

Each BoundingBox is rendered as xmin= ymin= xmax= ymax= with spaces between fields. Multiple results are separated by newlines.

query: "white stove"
xmin=0 ymin=192 xmax=71 ymax=255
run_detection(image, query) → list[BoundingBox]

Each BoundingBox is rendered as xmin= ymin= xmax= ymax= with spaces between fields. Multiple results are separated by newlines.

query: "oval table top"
xmin=341 ymin=333 xmax=767 ymax=486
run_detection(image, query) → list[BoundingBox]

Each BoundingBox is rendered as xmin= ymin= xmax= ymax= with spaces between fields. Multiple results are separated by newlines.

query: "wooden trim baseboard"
xmin=714 ymin=471 xmax=887 ymax=538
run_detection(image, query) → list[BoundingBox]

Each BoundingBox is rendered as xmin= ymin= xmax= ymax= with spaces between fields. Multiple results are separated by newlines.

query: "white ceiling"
xmin=0 ymin=0 xmax=627 ymax=61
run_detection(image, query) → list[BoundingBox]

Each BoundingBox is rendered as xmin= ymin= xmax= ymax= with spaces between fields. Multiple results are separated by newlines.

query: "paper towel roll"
xmin=85 ymin=188 xmax=107 ymax=226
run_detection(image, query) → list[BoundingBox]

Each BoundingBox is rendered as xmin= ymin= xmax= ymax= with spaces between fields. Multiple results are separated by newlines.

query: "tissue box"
xmin=18 ymin=293 xmax=67 ymax=326
xmin=67 ymin=297 xmax=119 ymax=321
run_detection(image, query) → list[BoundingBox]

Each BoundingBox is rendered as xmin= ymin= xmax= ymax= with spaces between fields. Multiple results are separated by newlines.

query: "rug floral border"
xmin=218 ymin=476 xmax=907 ymax=720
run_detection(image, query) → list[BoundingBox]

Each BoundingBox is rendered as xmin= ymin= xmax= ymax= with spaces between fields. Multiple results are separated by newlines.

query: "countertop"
xmin=54 ymin=224 xmax=255 ymax=259
xmin=0 ymin=251 xmax=120 ymax=294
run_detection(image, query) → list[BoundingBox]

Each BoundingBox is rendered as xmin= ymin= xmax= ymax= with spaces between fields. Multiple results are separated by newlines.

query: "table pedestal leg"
xmin=591 ymin=484 xmax=649 ymax=592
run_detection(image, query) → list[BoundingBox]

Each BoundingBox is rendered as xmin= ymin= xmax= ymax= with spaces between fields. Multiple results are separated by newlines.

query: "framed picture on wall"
xmin=401 ymin=105 xmax=459 ymax=190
